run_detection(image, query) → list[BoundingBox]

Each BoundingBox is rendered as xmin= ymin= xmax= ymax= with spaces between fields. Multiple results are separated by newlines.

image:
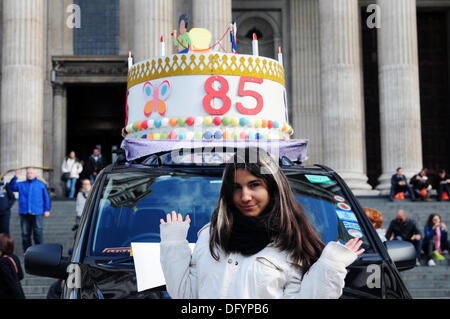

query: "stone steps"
xmin=358 ymin=197 xmax=450 ymax=299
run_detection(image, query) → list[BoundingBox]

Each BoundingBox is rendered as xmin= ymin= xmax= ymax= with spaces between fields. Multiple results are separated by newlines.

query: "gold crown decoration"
xmin=127 ymin=53 xmax=285 ymax=90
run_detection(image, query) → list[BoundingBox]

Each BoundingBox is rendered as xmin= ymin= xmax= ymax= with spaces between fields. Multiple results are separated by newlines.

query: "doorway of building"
xmin=66 ymin=83 xmax=126 ymax=178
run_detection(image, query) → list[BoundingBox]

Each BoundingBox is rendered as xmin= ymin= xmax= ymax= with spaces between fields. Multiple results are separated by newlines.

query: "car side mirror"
xmin=384 ymin=240 xmax=416 ymax=271
xmin=24 ymin=244 xmax=70 ymax=279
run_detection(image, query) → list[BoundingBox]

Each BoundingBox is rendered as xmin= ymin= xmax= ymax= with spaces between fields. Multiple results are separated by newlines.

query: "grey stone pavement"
xmin=7 ymin=196 xmax=450 ymax=299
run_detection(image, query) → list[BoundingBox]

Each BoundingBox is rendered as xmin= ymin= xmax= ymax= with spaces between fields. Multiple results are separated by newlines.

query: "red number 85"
xmin=202 ymin=76 xmax=264 ymax=115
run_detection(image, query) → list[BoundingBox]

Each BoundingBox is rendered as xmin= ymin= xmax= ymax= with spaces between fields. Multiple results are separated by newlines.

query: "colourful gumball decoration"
xmin=195 ymin=116 xmax=203 ymax=126
xmin=141 ymin=120 xmax=148 ymax=130
xmin=267 ymin=120 xmax=274 ymax=129
xmin=261 ymin=120 xmax=268 ymax=128
xmin=254 ymin=119 xmax=262 ymax=128
xmin=222 ymin=131 xmax=232 ymax=140
xmin=273 ymin=121 xmax=279 ymax=129
xmin=240 ymin=132 xmax=248 ymax=140
xmin=204 ymin=116 xmax=213 ymax=126
xmin=169 ymin=117 xmax=178 ymax=127
xmin=213 ymin=117 xmax=222 ymax=126
xmin=185 ymin=132 xmax=194 ymax=140
xmin=222 ymin=116 xmax=231 ymax=126
xmin=154 ymin=133 xmax=161 ymax=140
xmin=168 ymin=131 xmax=178 ymax=140
xmin=186 ymin=116 xmax=195 ymax=126
xmin=204 ymin=131 xmax=213 ymax=139
xmin=161 ymin=118 xmax=169 ymax=127
xmin=161 ymin=132 xmax=169 ymax=139
xmin=154 ymin=119 xmax=162 ymax=128
xmin=214 ymin=131 xmax=222 ymax=139
xmin=239 ymin=117 xmax=248 ymax=127
xmin=231 ymin=117 xmax=239 ymax=126
xmin=194 ymin=131 xmax=203 ymax=139
xmin=178 ymin=117 xmax=186 ymax=126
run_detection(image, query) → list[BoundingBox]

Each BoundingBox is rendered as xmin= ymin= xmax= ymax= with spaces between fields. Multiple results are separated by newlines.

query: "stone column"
xmin=52 ymin=83 xmax=67 ymax=197
xmin=0 ymin=0 xmax=46 ymax=178
xmin=192 ymin=0 xmax=232 ymax=52
xmin=290 ymin=0 xmax=323 ymax=165
xmin=376 ymin=0 xmax=422 ymax=194
xmin=134 ymin=0 xmax=174 ymax=62
xmin=319 ymin=0 xmax=373 ymax=194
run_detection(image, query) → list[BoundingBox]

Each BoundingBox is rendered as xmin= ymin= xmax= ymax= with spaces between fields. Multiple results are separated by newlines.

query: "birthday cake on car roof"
xmin=122 ymin=15 xmax=293 ymax=142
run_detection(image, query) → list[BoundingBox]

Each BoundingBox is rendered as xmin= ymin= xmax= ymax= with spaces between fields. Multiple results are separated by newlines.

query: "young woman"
xmin=61 ymin=151 xmax=83 ymax=199
xmin=159 ymin=147 xmax=364 ymax=298
xmin=422 ymin=213 xmax=449 ymax=266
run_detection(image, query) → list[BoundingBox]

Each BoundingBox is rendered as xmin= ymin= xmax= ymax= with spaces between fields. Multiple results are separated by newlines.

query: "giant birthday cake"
xmin=122 ymin=18 xmax=293 ymax=142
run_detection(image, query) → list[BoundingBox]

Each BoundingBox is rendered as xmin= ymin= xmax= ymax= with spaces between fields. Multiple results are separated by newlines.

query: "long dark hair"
xmin=209 ymin=147 xmax=324 ymax=276
xmin=426 ymin=213 xmax=441 ymax=229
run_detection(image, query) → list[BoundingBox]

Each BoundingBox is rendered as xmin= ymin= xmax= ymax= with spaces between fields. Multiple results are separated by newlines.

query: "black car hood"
xmin=72 ymin=263 xmax=166 ymax=299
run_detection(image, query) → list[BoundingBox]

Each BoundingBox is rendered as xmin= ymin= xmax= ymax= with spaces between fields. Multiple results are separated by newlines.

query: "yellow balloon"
xmin=189 ymin=28 xmax=212 ymax=52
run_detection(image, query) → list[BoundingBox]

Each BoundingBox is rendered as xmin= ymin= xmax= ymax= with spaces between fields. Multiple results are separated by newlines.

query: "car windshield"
xmin=89 ymin=169 xmax=371 ymax=258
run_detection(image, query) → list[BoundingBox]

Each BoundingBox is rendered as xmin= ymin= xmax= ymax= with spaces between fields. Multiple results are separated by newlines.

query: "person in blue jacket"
xmin=9 ymin=168 xmax=50 ymax=252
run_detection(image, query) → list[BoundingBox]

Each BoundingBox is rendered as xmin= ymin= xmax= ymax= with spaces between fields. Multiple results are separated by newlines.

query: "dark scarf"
xmin=227 ymin=211 xmax=271 ymax=256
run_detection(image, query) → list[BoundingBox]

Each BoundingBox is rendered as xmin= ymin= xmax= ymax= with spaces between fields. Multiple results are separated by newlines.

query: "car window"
xmin=89 ymin=170 xmax=371 ymax=258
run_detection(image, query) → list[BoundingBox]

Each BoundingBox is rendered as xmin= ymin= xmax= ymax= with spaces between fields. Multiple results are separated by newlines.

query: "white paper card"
xmin=132 ymin=242 xmax=195 ymax=292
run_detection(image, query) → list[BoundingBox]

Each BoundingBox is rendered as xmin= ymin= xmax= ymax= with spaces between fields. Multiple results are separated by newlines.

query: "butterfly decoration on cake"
xmin=143 ymin=80 xmax=171 ymax=117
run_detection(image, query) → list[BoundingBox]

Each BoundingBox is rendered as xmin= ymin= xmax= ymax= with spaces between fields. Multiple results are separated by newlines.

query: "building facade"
xmin=1 ymin=0 xmax=450 ymax=196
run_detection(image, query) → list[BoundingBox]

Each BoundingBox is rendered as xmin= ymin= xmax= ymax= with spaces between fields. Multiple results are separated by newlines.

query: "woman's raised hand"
xmin=344 ymin=237 xmax=365 ymax=256
xmin=160 ymin=210 xmax=191 ymax=224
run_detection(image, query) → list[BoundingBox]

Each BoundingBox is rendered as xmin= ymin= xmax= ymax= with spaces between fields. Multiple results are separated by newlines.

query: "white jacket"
xmin=160 ymin=222 xmax=358 ymax=299
xmin=61 ymin=158 xmax=83 ymax=179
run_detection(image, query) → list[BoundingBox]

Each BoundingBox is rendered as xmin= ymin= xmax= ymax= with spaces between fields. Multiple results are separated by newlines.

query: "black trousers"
xmin=437 ymin=183 xmax=450 ymax=201
xmin=422 ymin=237 xmax=450 ymax=260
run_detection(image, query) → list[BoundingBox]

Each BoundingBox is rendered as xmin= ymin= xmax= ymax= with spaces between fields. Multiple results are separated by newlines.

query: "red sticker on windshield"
xmin=333 ymin=195 xmax=346 ymax=203
xmin=336 ymin=202 xmax=351 ymax=211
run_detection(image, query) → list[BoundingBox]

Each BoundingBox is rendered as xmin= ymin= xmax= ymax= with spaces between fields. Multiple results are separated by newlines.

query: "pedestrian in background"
xmin=61 ymin=150 xmax=83 ymax=199
xmin=385 ymin=209 xmax=422 ymax=265
xmin=0 ymin=233 xmax=25 ymax=299
xmin=436 ymin=169 xmax=450 ymax=201
xmin=422 ymin=213 xmax=449 ymax=266
xmin=409 ymin=168 xmax=432 ymax=202
xmin=9 ymin=168 xmax=51 ymax=252
xmin=389 ymin=167 xmax=417 ymax=201
xmin=86 ymin=147 xmax=107 ymax=185
xmin=73 ymin=179 xmax=91 ymax=231
xmin=0 ymin=179 xmax=16 ymax=234
xmin=363 ymin=207 xmax=387 ymax=242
